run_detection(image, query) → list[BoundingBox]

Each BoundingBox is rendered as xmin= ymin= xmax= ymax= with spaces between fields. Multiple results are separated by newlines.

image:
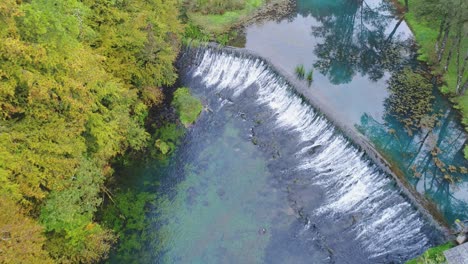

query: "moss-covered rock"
xmin=405 ymin=242 xmax=454 ymax=264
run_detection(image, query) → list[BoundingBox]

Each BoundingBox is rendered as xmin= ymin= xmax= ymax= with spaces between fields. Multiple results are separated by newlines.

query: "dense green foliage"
xmin=172 ymin=87 xmax=203 ymax=127
xmin=397 ymin=0 xmax=468 ymax=157
xmin=184 ymin=23 xmax=212 ymax=43
xmin=0 ymin=0 xmax=182 ymax=262
xmin=0 ymin=196 xmax=52 ymax=263
xmin=405 ymin=242 xmax=454 ymax=264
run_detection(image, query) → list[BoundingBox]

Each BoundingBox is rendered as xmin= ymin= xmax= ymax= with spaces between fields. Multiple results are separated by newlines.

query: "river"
xmin=108 ymin=0 xmax=468 ymax=263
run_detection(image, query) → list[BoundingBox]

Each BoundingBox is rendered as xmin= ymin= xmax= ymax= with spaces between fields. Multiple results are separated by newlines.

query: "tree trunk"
xmin=438 ymin=22 xmax=451 ymax=63
xmin=407 ymin=130 xmax=431 ymax=168
xmin=454 ymin=31 xmax=462 ymax=78
xmin=444 ymin=23 xmax=462 ymax=73
xmin=456 ymin=49 xmax=468 ymax=94
xmin=404 ymin=0 xmax=409 ymax=12
xmin=435 ymin=15 xmax=447 ymax=53
xmin=386 ymin=16 xmax=405 ymax=43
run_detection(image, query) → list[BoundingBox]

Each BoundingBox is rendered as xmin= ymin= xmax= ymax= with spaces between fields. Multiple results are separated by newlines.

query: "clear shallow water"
xmin=155 ymin=121 xmax=278 ymax=263
xmin=243 ymin=0 xmax=468 ymax=223
xmin=113 ymin=46 xmax=444 ymax=263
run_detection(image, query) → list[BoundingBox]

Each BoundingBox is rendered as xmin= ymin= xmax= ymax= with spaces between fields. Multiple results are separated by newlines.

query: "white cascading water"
xmin=187 ymin=47 xmax=435 ymax=260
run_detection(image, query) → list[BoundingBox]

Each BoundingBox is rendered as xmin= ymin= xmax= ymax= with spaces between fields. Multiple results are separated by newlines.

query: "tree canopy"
xmin=0 ymin=0 xmax=182 ymax=261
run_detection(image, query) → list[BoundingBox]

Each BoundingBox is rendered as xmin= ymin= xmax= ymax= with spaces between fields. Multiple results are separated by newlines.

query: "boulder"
xmin=456 ymin=234 xmax=467 ymax=245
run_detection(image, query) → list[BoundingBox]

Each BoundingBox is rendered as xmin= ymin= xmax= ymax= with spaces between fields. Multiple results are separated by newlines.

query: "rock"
xmin=456 ymin=234 xmax=467 ymax=245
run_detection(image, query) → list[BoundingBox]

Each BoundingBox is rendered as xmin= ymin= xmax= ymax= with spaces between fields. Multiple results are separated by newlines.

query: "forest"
xmin=0 ymin=0 xmax=182 ymax=262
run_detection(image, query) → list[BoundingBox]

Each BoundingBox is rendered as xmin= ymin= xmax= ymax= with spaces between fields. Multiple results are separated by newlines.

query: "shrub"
xmin=295 ymin=64 xmax=305 ymax=79
xmin=172 ymin=87 xmax=203 ymax=127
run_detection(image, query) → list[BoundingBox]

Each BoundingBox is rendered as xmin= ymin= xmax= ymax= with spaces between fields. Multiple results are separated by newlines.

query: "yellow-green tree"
xmin=0 ymin=0 xmax=182 ymax=261
xmin=0 ymin=196 xmax=53 ymax=264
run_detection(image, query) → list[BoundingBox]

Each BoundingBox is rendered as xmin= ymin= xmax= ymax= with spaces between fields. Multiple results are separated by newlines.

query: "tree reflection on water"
xmin=298 ymin=0 xmax=412 ymax=84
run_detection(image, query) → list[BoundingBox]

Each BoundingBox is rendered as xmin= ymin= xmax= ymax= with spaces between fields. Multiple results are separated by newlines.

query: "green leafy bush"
xmin=172 ymin=87 xmax=203 ymax=127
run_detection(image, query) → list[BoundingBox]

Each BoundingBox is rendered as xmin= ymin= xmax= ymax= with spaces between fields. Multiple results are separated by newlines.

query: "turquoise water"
xmin=244 ymin=0 xmax=468 ymax=224
xmin=108 ymin=112 xmax=292 ymax=263
xmin=155 ymin=121 xmax=278 ymax=263
xmin=357 ymin=95 xmax=468 ymax=223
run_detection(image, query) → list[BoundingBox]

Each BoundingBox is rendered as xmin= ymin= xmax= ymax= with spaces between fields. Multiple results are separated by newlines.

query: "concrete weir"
xmin=181 ymin=43 xmax=451 ymax=239
xmin=444 ymin=243 xmax=468 ymax=264
xmin=177 ymin=43 xmax=454 ymax=262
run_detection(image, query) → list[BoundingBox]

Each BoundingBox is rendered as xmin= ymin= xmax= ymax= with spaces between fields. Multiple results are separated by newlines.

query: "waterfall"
xmin=178 ymin=46 xmax=443 ymax=263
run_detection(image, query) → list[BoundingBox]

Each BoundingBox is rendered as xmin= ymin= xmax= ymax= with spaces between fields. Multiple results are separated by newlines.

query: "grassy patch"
xmin=183 ymin=23 xmax=211 ymax=43
xmin=183 ymin=23 xmax=237 ymax=46
xmin=405 ymin=242 xmax=454 ymax=264
xmin=172 ymin=87 xmax=203 ymax=127
xmin=397 ymin=0 xmax=468 ymax=157
xmin=187 ymin=0 xmax=264 ymax=34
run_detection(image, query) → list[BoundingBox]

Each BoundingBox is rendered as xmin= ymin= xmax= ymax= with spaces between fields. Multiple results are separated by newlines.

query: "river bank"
xmin=182 ymin=0 xmax=294 ymax=46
